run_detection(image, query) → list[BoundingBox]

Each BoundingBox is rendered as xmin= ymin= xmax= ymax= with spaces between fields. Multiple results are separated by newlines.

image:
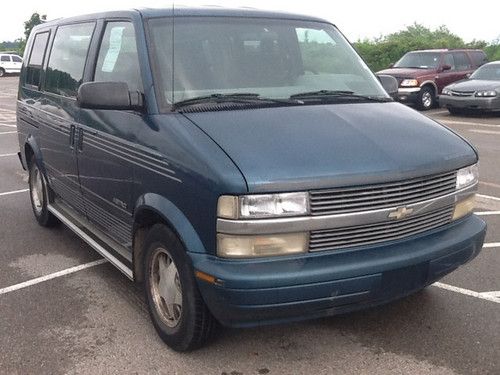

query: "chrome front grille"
xmin=309 ymin=205 xmax=454 ymax=252
xmin=450 ymin=90 xmax=475 ymax=97
xmin=309 ymin=171 xmax=457 ymax=216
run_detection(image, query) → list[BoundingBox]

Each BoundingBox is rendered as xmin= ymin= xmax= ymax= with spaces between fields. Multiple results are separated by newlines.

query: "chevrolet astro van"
xmin=16 ymin=7 xmax=486 ymax=351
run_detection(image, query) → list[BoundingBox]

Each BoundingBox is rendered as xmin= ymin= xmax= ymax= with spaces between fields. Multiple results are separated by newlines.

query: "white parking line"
xmin=481 ymin=291 xmax=500 ymax=298
xmin=440 ymin=120 xmax=500 ymax=128
xmin=468 ymin=129 xmax=500 ymax=135
xmin=433 ymin=282 xmax=500 ymax=304
xmin=476 ymin=211 xmax=500 ymax=216
xmin=477 ymin=194 xmax=500 ymax=202
xmin=0 ymin=131 xmax=17 ymax=135
xmin=0 ymin=123 xmax=17 ymax=128
xmin=0 ymin=188 xmax=29 ymax=197
xmin=0 ymin=259 xmax=107 ymax=296
xmin=483 ymin=243 xmax=500 ymax=248
xmin=0 ymin=153 xmax=17 ymax=158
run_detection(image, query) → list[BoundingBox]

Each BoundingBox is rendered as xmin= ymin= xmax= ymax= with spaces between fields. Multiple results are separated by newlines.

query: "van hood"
xmin=183 ymin=102 xmax=476 ymax=192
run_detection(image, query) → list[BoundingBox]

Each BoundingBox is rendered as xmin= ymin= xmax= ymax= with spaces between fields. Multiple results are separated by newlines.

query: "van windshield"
xmin=147 ymin=17 xmax=388 ymax=109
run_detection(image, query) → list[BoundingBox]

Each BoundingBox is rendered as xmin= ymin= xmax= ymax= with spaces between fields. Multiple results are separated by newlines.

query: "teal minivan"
xmin=17 ymin=7 xmax=485 ymax=351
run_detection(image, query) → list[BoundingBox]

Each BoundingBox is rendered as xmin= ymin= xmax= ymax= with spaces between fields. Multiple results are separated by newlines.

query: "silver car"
xmin=440 ymin=61 xmax=500 ymax=114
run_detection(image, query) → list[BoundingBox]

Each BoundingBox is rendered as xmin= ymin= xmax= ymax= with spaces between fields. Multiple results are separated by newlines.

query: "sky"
xmin=1 ymin=0 xmax=499 ymax=43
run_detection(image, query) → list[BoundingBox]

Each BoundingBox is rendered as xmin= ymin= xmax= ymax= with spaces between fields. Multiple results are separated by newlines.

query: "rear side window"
xmin=94 ymin=21 xmax=143 ymax=92
xmin=469 ymin=51 xmax=487 ymax=67
xmin=26 ymin=32 xmax=49 ymax=88
xmin=45 ymin=23 xmax=95 ymax=97
xmin=12 ymin=56 xmax=22 ymax=63
xmin=1 ymin=56 xmax=10 ymax=62
xmin=452 ymin=52 xmax=471 ymax=70
xmin=443 ymin=54 xmax=455 ymax=70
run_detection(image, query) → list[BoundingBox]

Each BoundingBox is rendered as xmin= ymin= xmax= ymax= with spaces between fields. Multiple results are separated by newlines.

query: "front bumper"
xmin=191 ymin=215 xmax=486 ymax=327
xmin=396 ymin=87 xmax=421 ymax=104
xmin=439 ymin=95 xmax=500 ymax=111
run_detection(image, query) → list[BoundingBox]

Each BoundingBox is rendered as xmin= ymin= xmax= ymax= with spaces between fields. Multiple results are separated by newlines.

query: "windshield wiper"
xmin=290 ymin=90 xmax=392 ymax=102
xmin=173 ymin=93 xmax=300 ymax=110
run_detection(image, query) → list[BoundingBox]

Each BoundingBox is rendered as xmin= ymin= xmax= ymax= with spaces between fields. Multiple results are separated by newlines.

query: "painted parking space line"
xmin=481 ymin=291 xmax=500 ymax=298
xmin=477 ymin=194 xmax=500 ymax=202
xmin=433 ymin=282 xmax=500 ymax=304
xmin=0 ymin=131 xmax=17 ymax=135
xmin=0 ymin=188 xmax=29 ymax=197
xmin=468 ymin=129 xmax=500 ymax=135
xmin=483 ymin=243 xmax=500 ymax=248
xmin=0 ymin=123 xmax=17 ymax=128
xmin=480 ymin=181 xmax=500 ymax=189
xmin=0 ymin=153 xmax=17 ymax=158
xmin=0 ymin=259 xmax=107 ymax=296
xmin=440 ymin=119 xmax=500 ymax=127
xmin=476 ymin=211 xmax=500 ymax=216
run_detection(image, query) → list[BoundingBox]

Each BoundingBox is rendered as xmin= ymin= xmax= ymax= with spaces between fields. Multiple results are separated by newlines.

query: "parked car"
xmin=17 ymin=8 xmax=485 ymax=351
xmin=377 ymin=49 xmax=487 ymax=110
xmin=0 ymin=53 xmax=23 ymax=77
xmin=440 ymin=61 xmax=500 ymax=114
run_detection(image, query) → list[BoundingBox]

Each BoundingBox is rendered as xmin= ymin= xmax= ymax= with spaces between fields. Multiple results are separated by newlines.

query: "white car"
xmin=0 ymin=53 xmax=23 ymax=77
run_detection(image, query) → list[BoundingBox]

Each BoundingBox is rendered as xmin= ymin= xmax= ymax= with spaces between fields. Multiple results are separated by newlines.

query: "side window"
xmin=25 ymin=32 xmax=49 ymax=88
xmin=12 ymin=56 xmax=23 ymax=63
xmin=470 ymin=51 xmax=487 ymax=67
xmin=45 ymin=23 xmax=95 ymax=97
xmin=443 ymin=54 xmax=455 ymax=70
xmin=452 ymin=52 xmax=471 ymax=71
xmin=1 ymin=56 xmax=10 ymax=62
xmin=94 ymin=22 xmax=142 ymax=92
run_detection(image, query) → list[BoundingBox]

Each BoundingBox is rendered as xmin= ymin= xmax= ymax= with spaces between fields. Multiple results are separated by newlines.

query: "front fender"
xmin=134 ymin=193 xmax=207 ymax=254
xmin=23 ymin=135 xmax=47 ymax=176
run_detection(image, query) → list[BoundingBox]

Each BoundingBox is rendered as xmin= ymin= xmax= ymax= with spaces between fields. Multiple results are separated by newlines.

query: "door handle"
xmin=69 ymin=125 xmax=76 ymax=149
xmin=77 ymin=128 xmax=84 ymax=152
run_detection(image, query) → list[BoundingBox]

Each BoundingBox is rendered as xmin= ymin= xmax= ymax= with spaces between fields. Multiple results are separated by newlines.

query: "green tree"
xmin=16 ymin=12 xmax=47 ymax=55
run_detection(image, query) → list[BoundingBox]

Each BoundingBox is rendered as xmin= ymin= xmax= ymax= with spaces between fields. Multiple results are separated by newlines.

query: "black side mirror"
xmin=377 ymin=74 xmax=398 ymax=96
xmin=441 ymin=64 xmax=452 ymax=72
xmin=77 ymin=82 xmax=144 ymax=111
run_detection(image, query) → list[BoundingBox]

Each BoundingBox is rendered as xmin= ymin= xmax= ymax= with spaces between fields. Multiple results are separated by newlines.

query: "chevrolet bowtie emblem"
xmin=388 ymin=206 xmax=414 ymax=220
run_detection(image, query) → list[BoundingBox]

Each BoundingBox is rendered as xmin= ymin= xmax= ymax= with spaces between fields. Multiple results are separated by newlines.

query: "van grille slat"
xmin=309 ymin=205 xmax=454 ymax=251
xmin=309 ymin=172 xmax=456 ymax=215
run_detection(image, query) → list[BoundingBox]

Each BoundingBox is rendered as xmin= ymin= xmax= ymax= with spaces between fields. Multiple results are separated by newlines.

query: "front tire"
xmin=28 ymin=156 xmax=58 ymax=227
xmin=0 ymin=68 xmax=5 ymax=77
xmin=143 ymin=224 xmax=217 ymax=351
xmin=417 ymin=86 xmax=435 ymax=110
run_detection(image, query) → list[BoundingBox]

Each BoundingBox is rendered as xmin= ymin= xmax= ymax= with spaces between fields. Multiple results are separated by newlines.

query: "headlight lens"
xmin=218 ymin=192 xmax=308 ymax=219
xmin=475 ymin=90 xmax=497 ymax=97
xmin=456 ymin=164 xmax=478 ymax=190
xmin=400 ymin=79 xmax=419 ymax=87
xmin=217 ymin=232 xmax=308 ymax=258
xmin=442 ymin=88 xmax=451 ymax=96
xmin=452 ymin=195 xmax=475 ymax=221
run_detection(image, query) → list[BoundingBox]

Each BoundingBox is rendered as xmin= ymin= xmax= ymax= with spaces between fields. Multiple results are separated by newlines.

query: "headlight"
xmin=400 ymin=79 xmax=419 ymax=87
xmin=218 ymin=192 xmax=309 ymax=219
xmin=456 ymin=164 xmax=478 ymax=190
xmin=442 ymin=88 xmax=451 ymax=96
xmin=217 ymin=232 xmax=308 ymax=258
xmin=475 ymin=90 xmax=497 ymax=97
xmin=452 ymin=195 xmax=475 ymax=221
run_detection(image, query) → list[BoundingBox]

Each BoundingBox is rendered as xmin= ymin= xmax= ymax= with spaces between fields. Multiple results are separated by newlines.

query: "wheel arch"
xmin=23 ymin=135 xmax=47 ymax=176
xmin=420 ymin=81 xmax=438 ymax=95
xmin=132 ymin=193 xmax=206 ymax=283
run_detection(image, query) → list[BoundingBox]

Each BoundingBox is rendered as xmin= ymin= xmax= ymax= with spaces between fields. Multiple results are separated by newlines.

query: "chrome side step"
xmin=48 ymin=204 xmax=134 ymax=280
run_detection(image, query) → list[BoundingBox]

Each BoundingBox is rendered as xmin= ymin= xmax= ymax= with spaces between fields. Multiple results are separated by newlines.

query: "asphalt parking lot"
xmin=0 ymin=75 xmax=498 ymax=375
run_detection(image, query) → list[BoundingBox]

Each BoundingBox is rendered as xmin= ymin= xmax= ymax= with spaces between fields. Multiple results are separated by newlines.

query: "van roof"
xmin=33 ymin=6 xmax=330 ymax=31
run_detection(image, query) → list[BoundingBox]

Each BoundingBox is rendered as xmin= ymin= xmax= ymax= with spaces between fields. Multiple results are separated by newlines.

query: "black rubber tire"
xmin=143 ymin=224 xmax=217 ymax=351
xmin=447 ymin=107 xmax=464 ymax=116
xmin=0 ymin=68 xmax=5 ymax=77
xmin=28 ymin=156 xmax=59 ymax=227
xmin=417 ymin=86 xmax=435 ymax=110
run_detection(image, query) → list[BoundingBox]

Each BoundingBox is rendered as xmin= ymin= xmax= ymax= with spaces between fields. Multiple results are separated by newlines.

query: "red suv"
xmin=377 ymin=49 xmax=487 ymax=110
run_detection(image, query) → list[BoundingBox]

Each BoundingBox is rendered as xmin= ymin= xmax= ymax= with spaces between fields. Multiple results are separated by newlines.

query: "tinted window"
xmin=26 ymin=32 xmax=49 ymax=88
xmin=452 ymin=52 xmax=471 ymax=70
xmin=1 ymin=56 xmax=10 ymax=62
xmin=394 ymin=52 xmax=441 ymax=69
xmin=12 ymin=56 xmax=22 ymax=63
xmin=94 ymin=22 xmax=142 ymax=92
xmin=444 ymin=54 xmax=455 ymax=70
xmin=470 ymin=51 xmax=487 ymax=67
xmin=28 ymin=32 xmax=49 ymax=66
xmin=45 ymin=23 xmax=95 ymax=97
